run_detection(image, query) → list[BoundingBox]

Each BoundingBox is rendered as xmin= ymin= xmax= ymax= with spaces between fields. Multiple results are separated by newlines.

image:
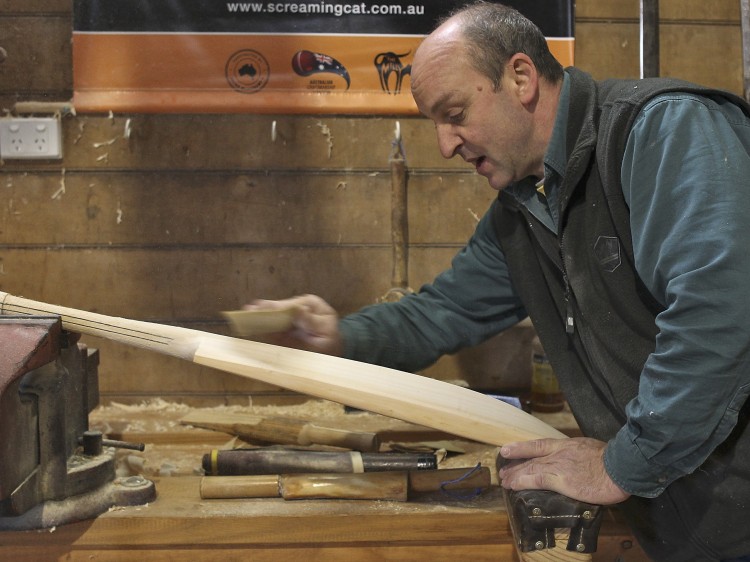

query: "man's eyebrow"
xmin=428 ymin=90 xmax=459 ymax=116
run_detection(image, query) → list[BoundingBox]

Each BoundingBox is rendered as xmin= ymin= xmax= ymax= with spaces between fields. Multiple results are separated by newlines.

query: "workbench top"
xmin=0 ymin=400 xmax=649 ymax=561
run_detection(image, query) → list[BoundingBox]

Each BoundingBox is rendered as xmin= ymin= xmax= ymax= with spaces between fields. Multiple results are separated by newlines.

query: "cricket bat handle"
xmin=0 ymin=291 xmax=202 ymax=360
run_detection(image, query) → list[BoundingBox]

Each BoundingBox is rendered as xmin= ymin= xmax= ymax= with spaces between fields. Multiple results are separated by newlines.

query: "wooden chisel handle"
xmin=200 ymin=474 xmax=281 ymax=499
xmin=280 ymin=472 xmax=408 ymax=501
xmin=202 ymin=449 xmax=437 ymax=476
xmin=199 ymin=472 xmax=408 ymax=501
xmin=203 ymin=449 xmax=363 ymax=476
xmin=181 ymin=411 xmax=380 ymax=451
xmin=299 ymin=423 xmax=378 ymax=451
xmin=199 ymin=467 xmax=491 ymax=500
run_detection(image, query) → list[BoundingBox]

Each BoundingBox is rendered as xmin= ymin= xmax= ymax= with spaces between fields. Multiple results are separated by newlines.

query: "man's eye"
xmin=448 ymin=110 xmax=465 ymax=123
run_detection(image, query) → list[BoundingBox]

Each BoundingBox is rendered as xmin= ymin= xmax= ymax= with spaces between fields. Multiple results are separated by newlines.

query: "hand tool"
xmin=378 ymin=121 xmax=413 ymax=303
xmin=221 ymin=306 xmax=298 ymax=337
xmin=181 ymin=410 xmax=379 ymax=451
xmin=199 ymin=465 xmax=492 ymax=500
xmin=201 ymin=448 xmax=437 ymax=476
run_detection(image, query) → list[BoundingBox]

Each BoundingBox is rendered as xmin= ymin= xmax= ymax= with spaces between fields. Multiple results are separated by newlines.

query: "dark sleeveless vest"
xmin=492 ymin=67 xmax=750 ymax=561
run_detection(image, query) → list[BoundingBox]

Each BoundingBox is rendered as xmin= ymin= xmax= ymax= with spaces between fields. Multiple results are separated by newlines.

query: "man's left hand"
xmin=498 ymin=437 xmax=631 ymax=505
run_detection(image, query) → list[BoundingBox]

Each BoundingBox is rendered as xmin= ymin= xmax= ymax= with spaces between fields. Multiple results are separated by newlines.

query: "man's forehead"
xmin=424 ymin=89 xmax=464 ymax=115
xmin=413 ymin=19 xmax=465 ymax=70
xmin=413 ymin=42 xmax=468 ymax=91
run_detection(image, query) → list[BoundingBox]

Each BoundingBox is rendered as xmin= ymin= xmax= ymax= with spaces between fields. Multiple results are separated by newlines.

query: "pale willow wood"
xmin=0 ymin=291 xmax=564 ymax=445
xmin=221 ymin=307 xmax=297 ymax=337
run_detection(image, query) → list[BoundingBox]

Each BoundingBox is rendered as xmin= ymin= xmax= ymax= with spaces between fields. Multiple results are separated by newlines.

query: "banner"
xmin=72 ymin=1 xmax=574 ymax=114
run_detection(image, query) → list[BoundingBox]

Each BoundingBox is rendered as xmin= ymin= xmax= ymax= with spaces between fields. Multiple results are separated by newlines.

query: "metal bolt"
xmin=582 ymin=510 xmax=592 ymax=520
xmin=576 ymin=543 xmax=586 ymax=552
xmin=534 ymin=541 xmax=545 ymax=550
xmin=532 ymin=507 xmax=542 ymax=516
xmin=119 ymin=476 xmax=147 ymax=488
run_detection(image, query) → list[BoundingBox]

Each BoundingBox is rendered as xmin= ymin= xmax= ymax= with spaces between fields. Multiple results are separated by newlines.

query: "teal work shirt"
xmin=339 ymin=72 xmax=750 ymax=497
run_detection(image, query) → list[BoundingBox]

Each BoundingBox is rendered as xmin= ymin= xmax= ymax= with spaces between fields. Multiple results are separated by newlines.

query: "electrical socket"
xmin=0 ymin=117 xmax=62 ymax=160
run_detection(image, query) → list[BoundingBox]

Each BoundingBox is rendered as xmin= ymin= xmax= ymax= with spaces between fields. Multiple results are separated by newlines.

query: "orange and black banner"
xmin=72 ymin=0 xmax=574 ymax=114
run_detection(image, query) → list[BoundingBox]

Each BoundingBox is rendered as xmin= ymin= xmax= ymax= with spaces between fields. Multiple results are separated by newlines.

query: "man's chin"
xmin=485 ymin=175 xmax=509 ymax=191
xmin=474 ymin=164 xmax=509 ymax=191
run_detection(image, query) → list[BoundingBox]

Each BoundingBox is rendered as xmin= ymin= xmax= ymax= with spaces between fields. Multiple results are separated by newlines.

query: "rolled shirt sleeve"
xmin=605 ymin=93 xmax=750 ymax=496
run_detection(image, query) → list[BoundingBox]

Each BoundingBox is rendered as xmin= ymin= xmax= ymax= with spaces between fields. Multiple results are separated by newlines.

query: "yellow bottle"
xmin=530 ymin=336 xmax=565 ymax=413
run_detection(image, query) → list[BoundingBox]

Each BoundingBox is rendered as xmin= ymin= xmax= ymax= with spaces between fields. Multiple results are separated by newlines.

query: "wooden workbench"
xmin=0 ymin=400 xmax=651 ymax=561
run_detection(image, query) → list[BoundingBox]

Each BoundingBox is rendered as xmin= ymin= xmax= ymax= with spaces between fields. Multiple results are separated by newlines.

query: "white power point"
xmin=0 ymin=117 xmax=63 ymax=160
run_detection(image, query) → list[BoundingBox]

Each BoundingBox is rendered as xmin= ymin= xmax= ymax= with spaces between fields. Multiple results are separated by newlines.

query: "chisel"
xmin=182 ymin=411 xmax=379 ymax=451
xmin=202 ymin=448 xmax=437 ymax=476
xmin=199 ymin=466 xmax=492 ymax=500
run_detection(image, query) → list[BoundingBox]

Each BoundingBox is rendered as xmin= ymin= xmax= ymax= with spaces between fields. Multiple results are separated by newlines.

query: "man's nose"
xmin=435 ymin=125 xmax=461 ymax=159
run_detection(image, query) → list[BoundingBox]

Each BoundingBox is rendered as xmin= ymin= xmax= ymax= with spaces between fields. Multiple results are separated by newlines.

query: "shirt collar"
xmin=544 ymin=71 xmax=570 ymax=182
xmin=503 ymin=72 xmax=570 ymax=231
xmin=506 ymin=71 xmax=570 ymax=198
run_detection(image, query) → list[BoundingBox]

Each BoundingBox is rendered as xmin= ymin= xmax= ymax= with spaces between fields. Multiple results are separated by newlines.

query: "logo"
xmin=374 ymin=51 xmax=411 ymax=94
xmin=226 ymin=50 xmax=270 ymax=94
xmin=292 ymin=50 xmax=350 ymax=90
xmin=594 ymin=236 xmax=621 ymax=273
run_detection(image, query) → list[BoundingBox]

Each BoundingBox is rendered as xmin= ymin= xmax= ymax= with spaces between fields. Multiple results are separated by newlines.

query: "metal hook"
xmin=271 ymin=120 xmax=277 ymax=143
xmin=394 ymin=121 xmax=401 ymax=143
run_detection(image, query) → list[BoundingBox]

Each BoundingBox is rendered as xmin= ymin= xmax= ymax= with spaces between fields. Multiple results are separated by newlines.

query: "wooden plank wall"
xmin=0 ymin=0 xmax=744 ymax=405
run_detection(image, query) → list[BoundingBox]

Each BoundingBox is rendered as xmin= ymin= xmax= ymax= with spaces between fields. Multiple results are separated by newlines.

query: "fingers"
xmin=289 ymin=296 xmax=336 ymax=331
xmin=244 ymin=294 xmax=343 ymax=356
xmin=501 ymin=463 xmax=555 ymax=493
xmin=500 ymin=438 xmax=563 ymax=460
xmin=245 ymin=294 xmax=324 ymax=312
xmin=498 ymin=441 xmax=559 ymax=492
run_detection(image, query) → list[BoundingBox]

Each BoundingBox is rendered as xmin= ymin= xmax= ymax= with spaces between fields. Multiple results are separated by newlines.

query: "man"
xmin=248 ymin=2 xmax=750 ymax=560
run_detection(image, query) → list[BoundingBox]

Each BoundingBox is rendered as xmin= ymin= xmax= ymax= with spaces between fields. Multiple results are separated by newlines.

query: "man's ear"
xmin=508 ymin=53 xmax=538 ymax=105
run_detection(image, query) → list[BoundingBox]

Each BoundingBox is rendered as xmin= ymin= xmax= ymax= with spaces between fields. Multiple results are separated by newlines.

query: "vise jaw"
xmin=0 ymin=315 xmax=154 ymax=530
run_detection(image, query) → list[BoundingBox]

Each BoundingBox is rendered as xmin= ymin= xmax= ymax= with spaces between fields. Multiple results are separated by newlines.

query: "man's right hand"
xmin=243 ymin=294 xmax=344 ymax=356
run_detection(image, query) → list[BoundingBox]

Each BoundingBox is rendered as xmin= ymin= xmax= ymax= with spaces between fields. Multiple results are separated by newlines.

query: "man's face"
xmin=411 ymin=29 xmax=536 ymax=191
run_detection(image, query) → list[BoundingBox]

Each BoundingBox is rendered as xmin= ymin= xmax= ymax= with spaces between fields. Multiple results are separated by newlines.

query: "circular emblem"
xmin=225 ymin=50 xmax=270 ymax=94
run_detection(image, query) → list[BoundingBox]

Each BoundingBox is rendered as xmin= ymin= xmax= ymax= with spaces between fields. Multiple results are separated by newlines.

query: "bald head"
xmin=411 ymin=18 xmax=465 ymax=99
xmin=414 ymin=2 xmax=564 ymax=91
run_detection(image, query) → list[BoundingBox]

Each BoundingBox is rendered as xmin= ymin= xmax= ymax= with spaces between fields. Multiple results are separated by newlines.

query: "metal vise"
xmin=0 ymin=315 xmax=154 ymax=530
